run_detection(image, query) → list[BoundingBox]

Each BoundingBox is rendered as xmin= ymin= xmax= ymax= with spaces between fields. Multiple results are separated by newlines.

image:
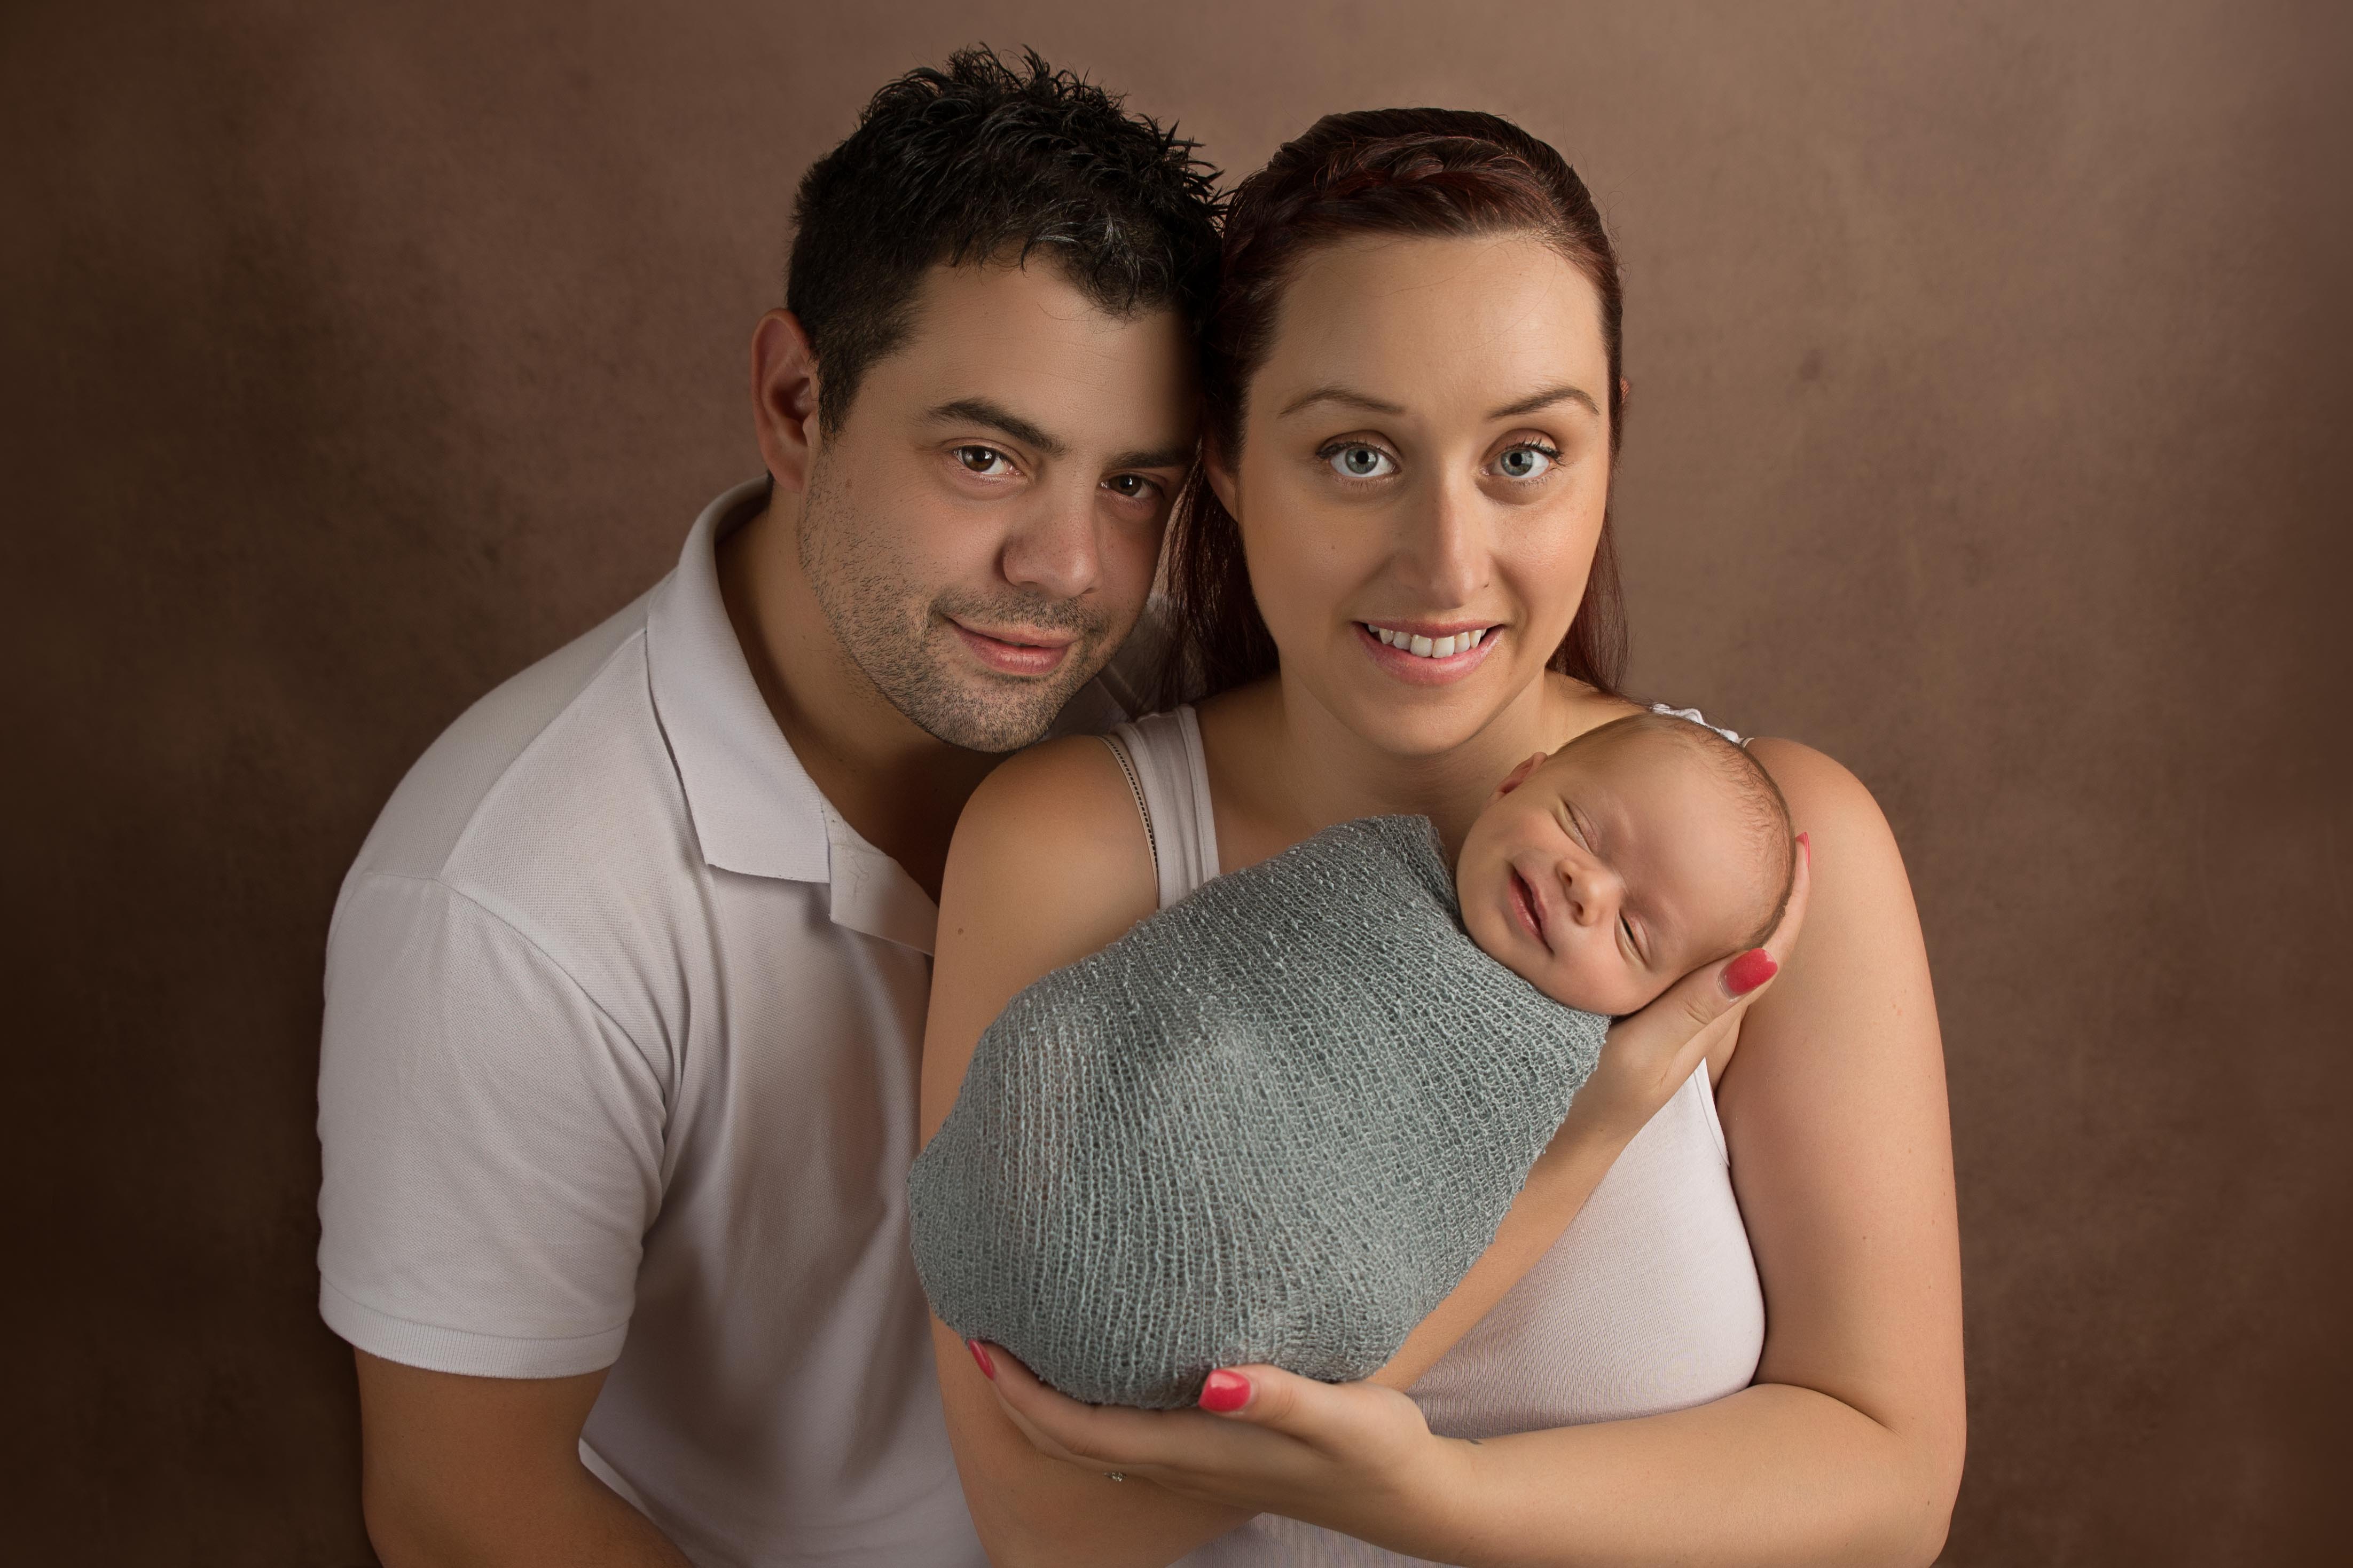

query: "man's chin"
xmin=902 ymin=668 xmax=1097 ymax=753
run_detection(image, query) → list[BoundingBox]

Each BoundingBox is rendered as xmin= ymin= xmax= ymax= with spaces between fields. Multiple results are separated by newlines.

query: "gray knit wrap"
xmin=907 ymin=815 xmax=1609 ymax=1408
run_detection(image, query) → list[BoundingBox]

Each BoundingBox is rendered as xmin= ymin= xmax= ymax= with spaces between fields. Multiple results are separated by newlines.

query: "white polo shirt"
xmin=317 ymin=478 xmax=1138 ymax=1566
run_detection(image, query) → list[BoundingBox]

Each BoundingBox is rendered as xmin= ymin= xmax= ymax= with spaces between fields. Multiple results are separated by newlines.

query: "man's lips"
xmin=947 ymin=618 xmax=1078 ymax=677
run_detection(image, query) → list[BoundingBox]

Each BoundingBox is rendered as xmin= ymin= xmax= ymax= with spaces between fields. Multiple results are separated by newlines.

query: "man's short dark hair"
xmin=787 ymin=46 xmax=1224 ymax=434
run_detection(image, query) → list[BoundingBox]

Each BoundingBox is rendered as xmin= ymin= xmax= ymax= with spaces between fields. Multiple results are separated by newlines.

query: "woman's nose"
xmin=1397 ymin=472 xmax=1488 ymax=606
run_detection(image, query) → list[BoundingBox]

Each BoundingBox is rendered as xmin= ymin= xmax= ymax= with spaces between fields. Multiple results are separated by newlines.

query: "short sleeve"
xmin=317 ymin=871 xmax=668 ymax=1378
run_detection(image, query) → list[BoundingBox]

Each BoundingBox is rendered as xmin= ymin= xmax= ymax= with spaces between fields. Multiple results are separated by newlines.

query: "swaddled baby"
xmin=909 ymin=711 xmax=1795 ymax=1408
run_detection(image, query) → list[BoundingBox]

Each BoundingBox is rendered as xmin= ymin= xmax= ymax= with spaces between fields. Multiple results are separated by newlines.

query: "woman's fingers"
xmin=1760 ymin=830 xmax=1813 ymax=967
xmin=979 ymin=1343 xmax=1266 ymax=1482
xmin=1189 ymin=1364 xmax=1355 ymax=1444
xmin=979 ymin=1343 xmax=1133 ymax=1467
xmin=978 ymin=1344 xmax=1421 ymax=1504
xmin=1578 ymin=833 xmax=1814 ymax=1135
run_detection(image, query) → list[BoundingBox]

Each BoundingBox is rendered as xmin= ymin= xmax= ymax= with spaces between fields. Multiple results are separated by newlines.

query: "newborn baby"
xmin=909 ymin=711 xmax=1795 ymax=1408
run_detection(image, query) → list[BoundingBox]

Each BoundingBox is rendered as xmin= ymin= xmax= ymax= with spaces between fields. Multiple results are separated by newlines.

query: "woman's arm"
xmin=924 ymin=736 xmax=1822 ymax=1565
xmin=977 ymin=740 xmax=1963 ymax=1566
xmin=921 ymin=737 xmax=1258 ymax=1564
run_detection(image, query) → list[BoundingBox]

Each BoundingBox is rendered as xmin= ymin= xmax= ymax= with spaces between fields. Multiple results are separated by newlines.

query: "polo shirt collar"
xmin=644 ymin=477 xmax=939 ymax=955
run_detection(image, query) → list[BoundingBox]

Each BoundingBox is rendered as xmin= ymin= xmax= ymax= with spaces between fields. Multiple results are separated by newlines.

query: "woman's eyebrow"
xmin=1278 ymin=383 xmax=1408 ymax=419
xmin=1488 ymin=383 xmax=1599 ymax=420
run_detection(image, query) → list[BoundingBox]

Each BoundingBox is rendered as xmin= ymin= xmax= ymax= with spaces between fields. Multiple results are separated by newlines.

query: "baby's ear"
xmin=1492 ymin=752 xmax=1548 ymax=801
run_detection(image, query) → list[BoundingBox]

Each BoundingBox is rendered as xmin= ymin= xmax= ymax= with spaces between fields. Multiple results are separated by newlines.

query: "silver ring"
xmin=1103 ymin=1470 xmax=1127 ymax=1482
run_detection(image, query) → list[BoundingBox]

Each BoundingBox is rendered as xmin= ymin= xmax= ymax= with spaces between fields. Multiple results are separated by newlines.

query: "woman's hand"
xmin=969 ymin=1343 xmax=1475 ymax=1561
xmin=1369 ymin=831 xmax=1813 ymax=1392
xmin=1564 ymin=831 xmax=1813 ymax=1146
xmin=964 ymin=837 xmax=1818 ymax=1559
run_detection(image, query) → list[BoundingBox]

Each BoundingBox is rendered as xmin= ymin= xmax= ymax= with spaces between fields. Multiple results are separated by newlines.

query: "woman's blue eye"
xmin=1328 ymin=445 xmax=1396 ymax=479
xmin=1497 ymin=445 xmax=1556 ymax=479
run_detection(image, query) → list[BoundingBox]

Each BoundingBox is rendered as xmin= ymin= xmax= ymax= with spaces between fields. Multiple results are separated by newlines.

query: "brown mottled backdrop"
xmin=5 ymin=0 xmax=2347 ymax=1561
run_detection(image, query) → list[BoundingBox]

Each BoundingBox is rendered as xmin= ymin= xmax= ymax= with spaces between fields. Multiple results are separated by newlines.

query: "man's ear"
xmin=751 ymin=310 xmax=824 ymax=492
xmin=1492 ymin=751 xmax=1548 ymax=801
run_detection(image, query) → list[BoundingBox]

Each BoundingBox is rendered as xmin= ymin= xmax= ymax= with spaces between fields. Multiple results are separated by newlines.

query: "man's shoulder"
xmin=343 ymin=587 xmax=681 ymax=901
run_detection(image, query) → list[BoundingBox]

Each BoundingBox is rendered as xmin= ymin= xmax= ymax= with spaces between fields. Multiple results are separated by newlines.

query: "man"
xmin=316 ymin=48 xmax=1219 ymax=1565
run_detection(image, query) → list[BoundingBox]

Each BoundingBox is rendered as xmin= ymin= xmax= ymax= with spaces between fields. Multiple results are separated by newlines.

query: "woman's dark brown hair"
xmin=1158 ymin=108 xmax=1628 ymax=707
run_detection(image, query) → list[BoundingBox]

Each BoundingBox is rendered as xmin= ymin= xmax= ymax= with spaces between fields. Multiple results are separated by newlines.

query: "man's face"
xmin=797 ymin=260 xmax=1196 ymax=752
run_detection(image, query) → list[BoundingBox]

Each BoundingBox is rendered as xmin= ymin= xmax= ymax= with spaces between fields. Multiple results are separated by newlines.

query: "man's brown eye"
xmin=956 ymin=446 xmax=1005 ymax=474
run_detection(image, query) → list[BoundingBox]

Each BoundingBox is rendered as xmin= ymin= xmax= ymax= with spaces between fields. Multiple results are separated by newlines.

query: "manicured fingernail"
xmin=1798 ymin=831 xmax=1811 ymax=864
xmin=1723 ymin=948 xmax=1778 ymax=996
xmin=1198 ymin=1369 xmax=1251 ymax=1413
xmin=968 ymin=1341 xmax=996 ymax=1381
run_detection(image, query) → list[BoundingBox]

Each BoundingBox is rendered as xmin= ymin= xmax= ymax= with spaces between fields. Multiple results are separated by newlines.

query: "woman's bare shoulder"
xmin=1732 ymin=736 xmax=1933 ymax=1077
xmin=951 ymin=732 xmax=1156 ymax=898
xmin=924 ymin=734 xmax=1162 ymax=1137
xmin=1744 ymin=737 xmax=1900 ymax=855
xmin=936 ymin=735 xmax=1156 ymax=964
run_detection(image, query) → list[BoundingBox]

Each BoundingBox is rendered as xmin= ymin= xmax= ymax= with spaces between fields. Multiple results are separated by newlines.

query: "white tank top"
xmin=1101 ymin=706 xmax=1766 ymax=1567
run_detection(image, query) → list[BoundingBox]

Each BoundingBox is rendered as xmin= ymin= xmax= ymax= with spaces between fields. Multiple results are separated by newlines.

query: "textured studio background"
xmin=5 ymin=1 xmax=2348 ymax=1561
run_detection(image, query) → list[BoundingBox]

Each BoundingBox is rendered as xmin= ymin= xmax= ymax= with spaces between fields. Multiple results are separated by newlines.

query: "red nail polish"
xmin=1723 ymin=948 xmax=1778 ymax=996
xmin=968 ymin=1341 xmax=996 ymax=1381
xmin=1198 ymin=1369 xmax=1251 ymax=1413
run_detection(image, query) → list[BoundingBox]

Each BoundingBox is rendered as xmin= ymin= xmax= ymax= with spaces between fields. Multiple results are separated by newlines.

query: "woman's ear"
xmin=1203 ymin=432 xmax=1241 ymax=518
xmin=1492 ymin=751 xmax=1548 ymax=801
xmin=751 ymin=309 xmax=824 ymax=493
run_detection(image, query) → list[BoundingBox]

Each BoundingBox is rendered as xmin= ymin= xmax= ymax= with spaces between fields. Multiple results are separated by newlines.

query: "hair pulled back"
xmin=1159 ymin=108 xmax=1628 ymax=706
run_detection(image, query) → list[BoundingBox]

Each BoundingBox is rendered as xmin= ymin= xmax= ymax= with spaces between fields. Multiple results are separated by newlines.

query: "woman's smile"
xmin=1352 ymin=618 xmax=1502 ymax=684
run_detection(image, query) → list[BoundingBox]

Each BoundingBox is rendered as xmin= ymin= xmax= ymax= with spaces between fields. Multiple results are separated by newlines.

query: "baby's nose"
xmin=1565 ymin=861 xmax=1622 ymax=924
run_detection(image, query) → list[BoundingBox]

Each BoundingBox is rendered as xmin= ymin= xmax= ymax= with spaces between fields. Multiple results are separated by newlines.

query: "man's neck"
xmin=716 ymin=490 xmax=998 ymax=903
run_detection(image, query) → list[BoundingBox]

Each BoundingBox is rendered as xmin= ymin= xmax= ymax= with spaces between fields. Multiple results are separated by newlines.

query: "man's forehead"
xmin=864 ymin=258 xmax=1196 ymax=451
xmin=900 ymin=257 xmax=1181 ymax=368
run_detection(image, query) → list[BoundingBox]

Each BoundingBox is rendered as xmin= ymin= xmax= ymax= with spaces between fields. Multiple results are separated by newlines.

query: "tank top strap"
xmin=1101 ymin=705 xmax=1221 ymax=910
xmin=1647 ymin=702 xmax=1746 ymax=746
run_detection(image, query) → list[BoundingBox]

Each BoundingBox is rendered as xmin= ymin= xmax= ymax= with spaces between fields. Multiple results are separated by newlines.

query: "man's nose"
xmin=1396 ymin=471 xmax=1488 ymax=608
xmin=999 ymin=483 xmax=1102 ymax=602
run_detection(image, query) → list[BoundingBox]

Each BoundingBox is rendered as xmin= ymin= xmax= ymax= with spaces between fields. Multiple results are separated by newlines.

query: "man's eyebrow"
xmin=1488 ymin=383 xmax=1601 ymax=420
xmin=924 ymin=398 xmax=1068 ymax=459
xmin=1107 ymin=443 xmax=1197 ymax=471
xmin=1277 ymin=384 xmax=1409 ymax=420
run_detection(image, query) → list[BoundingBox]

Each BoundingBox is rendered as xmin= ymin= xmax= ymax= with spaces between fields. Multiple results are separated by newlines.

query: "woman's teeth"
xmin=1367 ymin=624 xmax=1490 ymax=659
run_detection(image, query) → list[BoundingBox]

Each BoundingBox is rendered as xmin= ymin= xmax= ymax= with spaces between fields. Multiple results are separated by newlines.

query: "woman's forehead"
xmin=1258 ymin=233 xmax=1608 ymax=411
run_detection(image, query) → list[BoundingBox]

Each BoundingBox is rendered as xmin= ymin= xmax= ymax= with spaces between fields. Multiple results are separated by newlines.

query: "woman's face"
xmin=1212 ymin=232 xmax=1614 ymax=758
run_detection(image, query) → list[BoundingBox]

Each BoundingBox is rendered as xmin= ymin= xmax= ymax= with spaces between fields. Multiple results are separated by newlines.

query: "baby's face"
xmin=1456 ymin=732 xmax=1770 ymax=1015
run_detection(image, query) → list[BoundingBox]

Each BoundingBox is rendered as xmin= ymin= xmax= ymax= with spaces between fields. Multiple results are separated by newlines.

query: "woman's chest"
xmin=1406 ymin=1062 xmax=1766 ymax=1436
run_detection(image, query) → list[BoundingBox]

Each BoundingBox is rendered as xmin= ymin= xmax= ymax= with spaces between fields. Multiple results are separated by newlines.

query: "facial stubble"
xmin=795 ymin=456 xmax=1119 ymax=753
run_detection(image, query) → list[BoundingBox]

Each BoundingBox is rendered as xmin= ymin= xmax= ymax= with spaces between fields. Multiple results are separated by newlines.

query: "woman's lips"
xmin=1353 ymin=620 xmax=1499 ymax=685
xmin=948 ymin=618 xmax=1076 ymax=676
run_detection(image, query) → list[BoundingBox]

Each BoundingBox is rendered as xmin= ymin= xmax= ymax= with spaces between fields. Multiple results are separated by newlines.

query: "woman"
xmin=921 ymin=110 xmax=1962 ymax=1565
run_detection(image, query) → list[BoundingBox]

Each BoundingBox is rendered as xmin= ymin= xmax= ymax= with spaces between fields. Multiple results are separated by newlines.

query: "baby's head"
xmin=1456 ymin=713 xmax=1795 ymax=1016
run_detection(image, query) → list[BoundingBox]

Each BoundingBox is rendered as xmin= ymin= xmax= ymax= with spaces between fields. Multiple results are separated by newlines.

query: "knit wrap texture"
xmin=907 ymin=814 xmax=1609 ymax=1408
